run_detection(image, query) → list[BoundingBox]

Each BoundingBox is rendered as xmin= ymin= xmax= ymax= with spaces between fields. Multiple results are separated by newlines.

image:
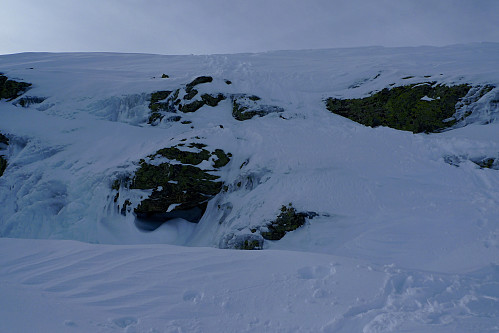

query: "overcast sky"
xmin=2 ymin=0 xmax=498 ymax=55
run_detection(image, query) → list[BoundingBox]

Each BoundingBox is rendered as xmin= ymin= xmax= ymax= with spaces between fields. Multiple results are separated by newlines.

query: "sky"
xmin=1 ymin=0 xmax=499 ymax=55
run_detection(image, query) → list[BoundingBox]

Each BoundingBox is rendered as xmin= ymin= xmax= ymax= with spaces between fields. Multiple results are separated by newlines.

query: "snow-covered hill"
xmin=1 ymin=44 xmax=499 ymax=332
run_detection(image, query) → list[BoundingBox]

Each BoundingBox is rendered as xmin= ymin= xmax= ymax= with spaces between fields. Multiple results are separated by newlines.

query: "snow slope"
xmin=1 ymin=44 xmax=499 ymax=331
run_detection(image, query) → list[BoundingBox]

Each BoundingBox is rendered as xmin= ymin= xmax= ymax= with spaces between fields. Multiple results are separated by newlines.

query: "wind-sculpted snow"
xmin=1 ymin=238 xmax=498 ymax=332
xmin=1 ymin=45 xmax=499 ymax=331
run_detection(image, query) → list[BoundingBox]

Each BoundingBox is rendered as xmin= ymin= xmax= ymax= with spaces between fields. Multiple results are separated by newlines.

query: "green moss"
xmin=326 ymin=83 xmax=472 ymax=133
xmin=248 ymin=95 xmax=261 ymax=101
xmin=402 ymin=76 xmax=415 ymax=80
xmin=0 ymin=156 xmax=7 ymax=177
xmin=213 ymin=149 xmax=231 ymax=168
xmin=161 ymin=74 xmax=169 ymax=78
xmin=156 ymin=146 xmax=211 ymax=165
xmin=0 ymin=74 xmax=31 ymax=101
xmin=261 ymin=204 xmax=307 ymax=240
xmin=181 ymin=120 xmax=192 ymax=124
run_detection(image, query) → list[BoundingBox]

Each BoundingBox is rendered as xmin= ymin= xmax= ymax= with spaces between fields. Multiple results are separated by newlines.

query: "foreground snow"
xmin=1 ymin=238 xmax=498 ymax=333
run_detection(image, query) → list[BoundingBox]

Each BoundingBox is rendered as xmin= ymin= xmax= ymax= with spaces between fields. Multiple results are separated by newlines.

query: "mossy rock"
xmin=261 ymin=204 xmax=307 ymax=240
xmin=0 ymin=74 xmax=31 ymax=101
xmin=186 ymin=76 xmax=213 ymax=91
xmin=150 ymin=90 xmax=171 ymax=103
xmin=180 ymin=100 xmax=205 ymax=113
xmin=156 ymin=146 xmax=211 ymax=165
xmin=149 ymin=90 xmax=172 ymax=113
xmin=0 ymin=156 xmax=7 ymax=177
xmin=201 ymin=93 xmax=225 ymax=107
xmin=131 ymin=162 xmax=222 ymax=222
xmin=213 ymin=149 xmax=232 ymax=168
xmin=128 ymin=146 xmax=231 ymax=224
xmin=326 ymin=83 xmax=472 ymax=133
xmin=183 ymin=89 xmax=198 ymax=101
